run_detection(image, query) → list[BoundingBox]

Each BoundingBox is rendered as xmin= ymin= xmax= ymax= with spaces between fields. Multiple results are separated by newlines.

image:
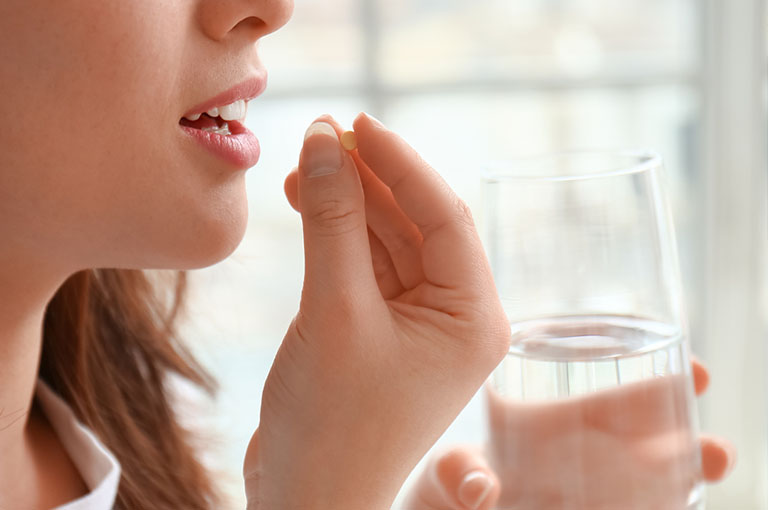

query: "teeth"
xmin=201 ymin=122 xmax=231 ymax=136
xmin=183 ymin=99 xmax=248 ymax=126
xmin=218 ymin=100 xmax=246 ymax=121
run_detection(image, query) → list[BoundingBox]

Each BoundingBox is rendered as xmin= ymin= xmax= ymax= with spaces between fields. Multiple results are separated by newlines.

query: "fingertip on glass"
xmin=458 ymin=470 xmax=493 ymax=509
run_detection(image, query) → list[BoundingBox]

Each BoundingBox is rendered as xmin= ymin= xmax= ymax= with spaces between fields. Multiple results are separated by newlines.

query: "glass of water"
xmin=481 ymin=151 xmax=703 ymax=510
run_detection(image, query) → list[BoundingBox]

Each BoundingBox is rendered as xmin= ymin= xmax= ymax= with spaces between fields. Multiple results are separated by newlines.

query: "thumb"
xmin=298 ymin=120 xmax=378 ymax=310
xmin=243 ymin=428 xmax=262 ymax=507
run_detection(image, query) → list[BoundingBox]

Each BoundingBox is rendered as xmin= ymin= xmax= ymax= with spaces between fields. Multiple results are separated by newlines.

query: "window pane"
xmin=259 ymin=0 xmax=364 ymax=90
xmin=378 ymin=0 xmax=697 ymax=86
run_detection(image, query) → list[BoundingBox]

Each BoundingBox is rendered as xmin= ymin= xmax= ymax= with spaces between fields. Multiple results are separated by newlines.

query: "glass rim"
xmin=481 ymin=149 xmax=663 ymax=183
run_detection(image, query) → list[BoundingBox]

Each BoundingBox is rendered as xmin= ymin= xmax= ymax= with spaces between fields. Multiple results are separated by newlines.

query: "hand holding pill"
xmin=244 ymin=112 xmax=511 ymax=509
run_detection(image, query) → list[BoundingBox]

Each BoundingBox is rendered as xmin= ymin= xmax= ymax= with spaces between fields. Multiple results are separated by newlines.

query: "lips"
xmin=179 ymin=72 xmax=267 ymax=170
xmin=180 ymin=120 xmax=261 ymax=169
xmin=182 ymin=73 xmax=267 ymax=120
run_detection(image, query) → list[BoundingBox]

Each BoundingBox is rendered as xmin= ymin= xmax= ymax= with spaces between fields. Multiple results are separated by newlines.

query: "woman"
xmin=0 ymin=0 xmax=734 ymax=509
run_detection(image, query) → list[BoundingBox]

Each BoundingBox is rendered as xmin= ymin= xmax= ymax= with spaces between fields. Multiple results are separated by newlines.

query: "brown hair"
xmin=39 ymin=269 xmax=222 ymax=509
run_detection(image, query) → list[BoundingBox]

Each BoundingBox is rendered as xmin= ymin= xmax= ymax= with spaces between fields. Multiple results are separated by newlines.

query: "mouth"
xmin=179 ymin=74 xmax=267 ymax=136
xmin=180 ymin=109 xmax=244 ymax=136
xmin=178 ymin=75 xmax=266 ymax=169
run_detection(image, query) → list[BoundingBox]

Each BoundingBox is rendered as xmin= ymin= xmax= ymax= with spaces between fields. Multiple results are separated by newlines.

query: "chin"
xmin=179 ymin=222 xmax=248 ymax=269
xmin=127 ymin=188 xmax=251 ymax=271
xmin=92 ymin=161 xmax=254 ymax=271
xmin=166 ymin=169 xmax=251 ymax=269
xmin=175 ymin=203 xmax=250 ymax=270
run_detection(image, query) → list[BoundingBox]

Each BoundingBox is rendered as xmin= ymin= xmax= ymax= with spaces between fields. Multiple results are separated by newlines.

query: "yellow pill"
xmin=340 ymin=130 xmax=357 ymax=151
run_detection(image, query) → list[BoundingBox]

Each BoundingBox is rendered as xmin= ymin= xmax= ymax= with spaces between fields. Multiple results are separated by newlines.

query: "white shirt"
xmin=35 ymin=379 xmax=121 ymax=510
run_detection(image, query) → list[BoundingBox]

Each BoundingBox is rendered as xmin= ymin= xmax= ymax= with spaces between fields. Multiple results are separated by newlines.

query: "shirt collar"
xmin=35 ymin=379 xmax=121 ymax=510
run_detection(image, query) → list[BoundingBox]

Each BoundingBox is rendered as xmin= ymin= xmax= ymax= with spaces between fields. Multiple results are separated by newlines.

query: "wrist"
xmin=247 ymin=446 xmax=403 ymax=510
xmin=246 ymin=474 xmax=395 ymax=510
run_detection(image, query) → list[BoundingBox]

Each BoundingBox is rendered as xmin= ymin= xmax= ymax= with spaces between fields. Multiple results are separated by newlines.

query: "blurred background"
xmin=176 ymin=0 xmax=768 ymax=508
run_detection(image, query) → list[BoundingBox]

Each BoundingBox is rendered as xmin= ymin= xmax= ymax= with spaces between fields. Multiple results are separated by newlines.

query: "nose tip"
xmin=198 ymin=0 xmax=295 ymax=42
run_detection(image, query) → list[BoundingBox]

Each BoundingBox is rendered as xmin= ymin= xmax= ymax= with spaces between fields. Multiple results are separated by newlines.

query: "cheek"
xmin=54 ymin=117 xmax=253 ymax=270
xmin=0 ymin=0 xmax=250 ymax=269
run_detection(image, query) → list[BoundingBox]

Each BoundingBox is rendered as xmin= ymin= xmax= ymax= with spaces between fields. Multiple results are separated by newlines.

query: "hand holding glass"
xmin=482 ymin=152 xmax=702 ymax=510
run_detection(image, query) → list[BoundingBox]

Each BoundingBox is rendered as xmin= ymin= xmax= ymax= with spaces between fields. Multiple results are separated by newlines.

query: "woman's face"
xmin=0 ymin=0 xmax=293 ymax=272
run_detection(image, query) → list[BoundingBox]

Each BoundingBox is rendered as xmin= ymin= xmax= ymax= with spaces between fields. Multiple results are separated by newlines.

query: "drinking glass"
xmin=481 ymin=151 xmax=703 ymax=510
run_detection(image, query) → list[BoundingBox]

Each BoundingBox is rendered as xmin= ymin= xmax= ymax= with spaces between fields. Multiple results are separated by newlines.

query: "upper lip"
xmin=181 ymin=71 xmax=268 ymax=119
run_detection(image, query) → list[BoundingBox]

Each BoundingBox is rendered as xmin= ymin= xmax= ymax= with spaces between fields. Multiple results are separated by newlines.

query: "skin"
xmin=244 ymin=114 xmax=512 ymax=509
xmin=400 ymin=360 xmax=735 ymax=510
xmin=281 ymin=119 xmax=736 ymax=509
xmin=0 ymin=0 xmax=293 ymax=507
xmin=0 ymin=1 xmax=734 ymax=510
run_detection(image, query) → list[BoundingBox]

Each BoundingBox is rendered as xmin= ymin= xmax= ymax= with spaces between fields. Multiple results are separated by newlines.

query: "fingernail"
xmin=362 ymin=112 xmax=385 ymax=129
xmin=457 ymin=470 xmax=493 ymax=510
xmin=302 ymin=121 xmax=343 ymax=178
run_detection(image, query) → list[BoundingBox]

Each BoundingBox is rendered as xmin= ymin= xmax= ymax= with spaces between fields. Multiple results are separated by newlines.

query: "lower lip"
xmin=179 ymin=120 xmax=260 ymax=169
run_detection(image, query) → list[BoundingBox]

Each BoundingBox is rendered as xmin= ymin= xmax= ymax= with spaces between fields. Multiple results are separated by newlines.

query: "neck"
xmin=0 ymin=258 xmax=68 ymax=458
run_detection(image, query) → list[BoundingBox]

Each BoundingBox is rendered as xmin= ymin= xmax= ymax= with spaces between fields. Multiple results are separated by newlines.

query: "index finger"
xmin=352 ymin=112 xmax=490 ymax=294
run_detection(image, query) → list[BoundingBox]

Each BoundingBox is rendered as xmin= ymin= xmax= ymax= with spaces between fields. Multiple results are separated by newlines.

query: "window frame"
xmin=698 ymin=0 xmax=768 ymax=507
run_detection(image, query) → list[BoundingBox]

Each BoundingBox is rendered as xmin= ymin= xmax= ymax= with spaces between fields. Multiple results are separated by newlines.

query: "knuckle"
xmin=422 ymin=196 xmax=476 ymax=239
xmin=454 ymin=312 xmax=511 ymax=364
xmin=465 ymin=316 xmax=511 ymax=365
xmin=487 ymin=315 xmax=513 ymax=357
xmin=308 ymin=200 xmax=364 ymax=236
xmin=453 ymin=197 xmax=476 ymax=228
